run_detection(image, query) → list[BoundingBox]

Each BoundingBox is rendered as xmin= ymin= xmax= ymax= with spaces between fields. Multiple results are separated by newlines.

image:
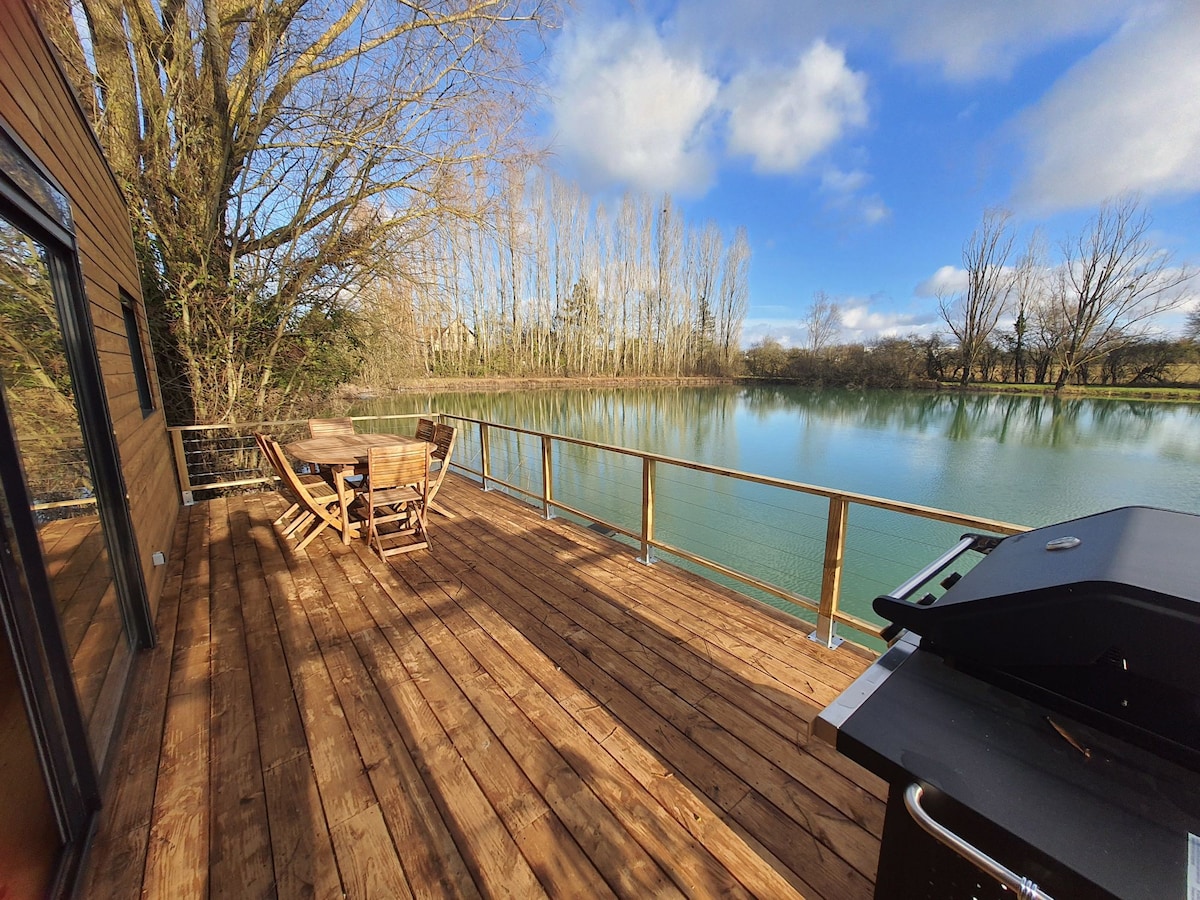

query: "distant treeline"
xmin=359 ymin=174 xmax=751 ymax=387
xmin=743 ymin=334 xmax=1200 ymax=389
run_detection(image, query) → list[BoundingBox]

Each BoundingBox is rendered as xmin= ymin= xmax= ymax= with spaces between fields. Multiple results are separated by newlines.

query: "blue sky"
xmin=535 ymin=0 xmax=1200 ymax=346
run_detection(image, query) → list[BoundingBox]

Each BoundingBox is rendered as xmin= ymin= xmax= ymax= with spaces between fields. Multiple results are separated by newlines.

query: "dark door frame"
xmin=0 ymin=116 xmax=155 ymax=893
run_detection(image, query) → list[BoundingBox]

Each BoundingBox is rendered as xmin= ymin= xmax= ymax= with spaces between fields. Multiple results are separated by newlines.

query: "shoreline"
xmin=340 ymin=375 xmax=1200 ymax=403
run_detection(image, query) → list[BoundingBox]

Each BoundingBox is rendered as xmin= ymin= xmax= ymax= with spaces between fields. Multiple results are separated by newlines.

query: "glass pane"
xmin=0 ymin=213 xmax=127 ymax=759
xmin=0 ymin=130 xmax=71 ymax=231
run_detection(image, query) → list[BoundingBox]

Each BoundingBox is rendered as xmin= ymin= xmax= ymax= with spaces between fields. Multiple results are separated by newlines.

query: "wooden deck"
xmin=78 ymin=473 xmax=886 ymax=899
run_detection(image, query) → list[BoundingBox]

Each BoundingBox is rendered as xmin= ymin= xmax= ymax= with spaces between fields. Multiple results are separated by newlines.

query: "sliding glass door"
xmin=0 ymin=124 xmax=153 ymax=896
xmin=0 ymin=214 xmax=130 ymax=758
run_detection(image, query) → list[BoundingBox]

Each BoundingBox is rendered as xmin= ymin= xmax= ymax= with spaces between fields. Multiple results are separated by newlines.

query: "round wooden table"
xmin=286 ymin=433 xmax=428 ymax=544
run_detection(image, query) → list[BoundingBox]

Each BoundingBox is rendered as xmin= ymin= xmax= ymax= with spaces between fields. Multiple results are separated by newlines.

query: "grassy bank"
xmin=341 ymin=374 xmax=1200 ymax=404
xmin=933 ymin=381 xmax=1200 ymax=402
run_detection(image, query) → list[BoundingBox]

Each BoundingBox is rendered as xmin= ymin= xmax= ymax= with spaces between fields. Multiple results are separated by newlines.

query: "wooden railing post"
xmin=811 ymin=495 xmax=849 ymax=648
xmin=639 ymin=457 xmax=656 ymax=564
xmin=540 ymin=435 xmax=554 ymax=519
xmin=168 ymin=428 xmax=195 ymax=505
xmin=480 ymin=422 xmax=491 ymax=491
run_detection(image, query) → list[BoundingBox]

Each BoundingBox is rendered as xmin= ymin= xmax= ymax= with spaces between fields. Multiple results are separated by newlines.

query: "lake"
xmin=351 ymin=385 xmax=1200 ymax=638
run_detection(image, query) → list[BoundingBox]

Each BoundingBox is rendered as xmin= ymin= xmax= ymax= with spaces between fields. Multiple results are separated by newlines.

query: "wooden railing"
xmin=167 ymin=413 xmax=1029 ymax=648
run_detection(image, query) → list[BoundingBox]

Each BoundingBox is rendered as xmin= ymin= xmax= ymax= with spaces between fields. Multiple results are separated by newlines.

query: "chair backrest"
xmin=368 ymin=443 xmax=431 ymax=498
xmin=253 ymin=431 xmax=272 ymax=468
xmin=431 ymin=423 xmax=456 ymax=464
xmin=414 ymin=418 xmax=435 ymax=442
xmin=308 ymin=417 xmax=355 ymax=438
xmin=426 ymin=424 xmax=456 ymax=502
xmin=256 ymin=432 xmax=285 ymax=479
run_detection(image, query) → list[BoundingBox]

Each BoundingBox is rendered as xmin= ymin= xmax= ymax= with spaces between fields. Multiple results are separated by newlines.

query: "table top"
xmin=286 ymin=433 xmax=425 ymax=466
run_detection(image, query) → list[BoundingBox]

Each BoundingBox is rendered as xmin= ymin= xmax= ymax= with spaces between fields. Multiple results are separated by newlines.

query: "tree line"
xmin=357 ymin=172 xmax=750 ymax=386
xmin=744 ymin=330 xmax=1200 ymax=390
xmin=46 ymin=0 xmax=557 ymax=424
xmin=747 ymin=198 xmax=1198 ymax=390
xmin=45 ymin=0 xmax=747 ymax=426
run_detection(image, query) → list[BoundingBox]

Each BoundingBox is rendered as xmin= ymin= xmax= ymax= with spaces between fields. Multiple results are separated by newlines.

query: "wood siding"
xmin=0 ymin=0 xmax=179 ymax=612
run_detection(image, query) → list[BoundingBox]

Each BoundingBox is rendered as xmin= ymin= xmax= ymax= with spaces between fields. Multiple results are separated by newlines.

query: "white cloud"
xmin=839 ymin=302 xmax=938 ymax=341
xmin=883 ymin=0 xmax=1132 ymax=81
xmin=1016 ymin=5 xmax=1200 ymax=211
xmin=742 ymin=320 xmax=806 ymax=348
xmin=666 ymin=0 xmax=1133 ymax=81
xmin=860 ymin=198 xmax=891 ymax=226
xmin=820 ymin=168 xmax=870 ymax=194
xmin=916 ymin=265 xmax=968 ymax=297
xmin=549 ymin=20 xmax=719 ymax=194
xmin=820 ymin=167 xmax=891 ymax=227
xmin=744 ymin=297 xmax=940 ymax=347
xmin=724 ymin=41 xmax=868 ymax=174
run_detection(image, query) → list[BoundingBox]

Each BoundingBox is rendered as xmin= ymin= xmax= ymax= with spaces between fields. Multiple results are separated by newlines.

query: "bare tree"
xmin=1049 ymin=196 xmax=1194 ymax=390
xmin=1186 ymin=307 xmax=1200 ymax=343
xmin=715 ymin=228 xmax=750 ymax=373
xmin=1006 ymin=230 xmax=1047 ymax=383
xmin=803 ymin=291 xmax=842 ymax=355
xmin=938 ymin=208 xmax=1017 ymax=385
xmin=44 ymin=0 xmax=551 ymax=422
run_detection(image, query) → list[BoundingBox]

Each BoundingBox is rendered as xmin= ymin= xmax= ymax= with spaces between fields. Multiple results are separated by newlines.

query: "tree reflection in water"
xmin=0 ymin=215 xmax=125 ymax=759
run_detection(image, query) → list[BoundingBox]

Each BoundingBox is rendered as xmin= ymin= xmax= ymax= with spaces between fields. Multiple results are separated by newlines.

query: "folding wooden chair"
xmin=414 ymin=417 xmax=435 ymax=442
xmin=263 ymin=436 xmax=346 ymax=550
xmin=357 ymin=443 xmax=432 ymax=559
xmin=308 ymin=417 xmax=355 ymax=438
xmin=426 ymin=423 xmax=457 ymax=516
xmin=255 ymin=432 xmax=337 ymax=535
xmin=307 ymin=416 xmax=368 ymax=484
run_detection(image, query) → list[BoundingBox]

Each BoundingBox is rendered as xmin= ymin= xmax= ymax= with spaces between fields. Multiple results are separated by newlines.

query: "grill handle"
xmin=878 ymin=535 xmax=984 ymax=642
xmin=904 ymin=783 xmax=1055 ymax=900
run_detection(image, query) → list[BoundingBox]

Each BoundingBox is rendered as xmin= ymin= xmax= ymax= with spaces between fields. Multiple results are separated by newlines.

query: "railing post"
xmin=169 ymin=429 xmax=195 ymax=505
xmin=540 ymin=435 xmax=554 ymax=519
xmin=638 ymin=457 xmax=656 ymax=564
xmin=811 ymin=495 xmax=849 ymax=649
xmin=479 ymin=422 xmax=491 ymax=491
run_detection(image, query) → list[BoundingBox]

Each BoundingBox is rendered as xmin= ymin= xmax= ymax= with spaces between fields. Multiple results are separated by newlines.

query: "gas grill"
xmin=813 ymin=506 xmax=1200 ymax=900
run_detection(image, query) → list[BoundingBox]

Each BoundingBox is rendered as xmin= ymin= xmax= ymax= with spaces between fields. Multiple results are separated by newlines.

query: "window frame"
xmin=120 ymin=289 xmax=156 ymax=416
xmin=0 ymin=116 xmax=157 ymax=873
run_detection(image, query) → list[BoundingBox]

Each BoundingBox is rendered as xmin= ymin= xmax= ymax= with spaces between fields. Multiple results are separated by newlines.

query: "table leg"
xmin=335 ymin=467 xmax=352 ymax=545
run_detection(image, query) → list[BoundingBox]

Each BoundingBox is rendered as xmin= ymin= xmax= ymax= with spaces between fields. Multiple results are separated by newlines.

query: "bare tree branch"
xmin=1050 ymin=195 xmax=1195 ymax=389
xmin=937 ymin=207 xmax=1016 ymax=385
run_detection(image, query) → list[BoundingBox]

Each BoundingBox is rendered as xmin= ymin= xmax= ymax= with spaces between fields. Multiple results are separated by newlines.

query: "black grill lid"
xmin=873 ymin=506 xmax=1200 ymax=687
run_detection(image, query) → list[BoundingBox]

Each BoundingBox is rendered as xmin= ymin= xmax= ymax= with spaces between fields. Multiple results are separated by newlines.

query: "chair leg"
xmin=375 ymin=502 xmax=431 ymax=558
xmin=283 ymin=511 xmax=314 ymax=537
xmin=274 ymin=501 xmax=301 ymax=526
xmin=294 ymin=517 xmax=332 ymax=552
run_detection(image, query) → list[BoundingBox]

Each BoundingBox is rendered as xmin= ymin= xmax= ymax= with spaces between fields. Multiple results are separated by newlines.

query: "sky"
xmin=534 ymin=0 xmax=1200 ymax=347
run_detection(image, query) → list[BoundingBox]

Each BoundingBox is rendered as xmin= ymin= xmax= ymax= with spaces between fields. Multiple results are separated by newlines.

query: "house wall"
xmin=0 ymin=0 xmax=179 ymax=616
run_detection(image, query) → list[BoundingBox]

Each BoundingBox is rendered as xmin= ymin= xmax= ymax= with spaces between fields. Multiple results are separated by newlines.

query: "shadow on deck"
xmin=80 ymin=474 xmax=886 ymax=898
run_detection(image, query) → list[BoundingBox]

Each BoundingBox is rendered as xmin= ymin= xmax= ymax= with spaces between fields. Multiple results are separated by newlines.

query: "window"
xmin=121 ymin=290 xmax=155 ymax=415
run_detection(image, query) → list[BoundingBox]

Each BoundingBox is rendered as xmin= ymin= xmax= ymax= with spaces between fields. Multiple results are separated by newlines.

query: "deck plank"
xmin=424 ymin=512 xmax=874 ymax=898
xmin=80 ymin=474 xmax=885 ymax=899
xmin=443 ymin=495 xmax=887 ymax=829
xmin=347 ymin=540 xmax=689 ymax=898
xmin=75 ymin=498 xmax=190 ymax=898
xmin=241 ymin=495 xmax=343 ymax=900
xmin=387 ymin=538 xmax=781 ymax=898
xmin=141 ymin=502 xmax=212 ymax=900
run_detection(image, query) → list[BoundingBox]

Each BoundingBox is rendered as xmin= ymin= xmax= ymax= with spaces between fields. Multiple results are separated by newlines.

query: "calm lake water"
xmin=351 ymin=385 xmax=1200 ymax=637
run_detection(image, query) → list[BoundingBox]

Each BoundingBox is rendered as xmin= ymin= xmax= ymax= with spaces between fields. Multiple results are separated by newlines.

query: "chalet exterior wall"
xmin=0 ymin=2 xmax=182 ymax=894
xmin=0 ymin=0 xmax=179 ymax=612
